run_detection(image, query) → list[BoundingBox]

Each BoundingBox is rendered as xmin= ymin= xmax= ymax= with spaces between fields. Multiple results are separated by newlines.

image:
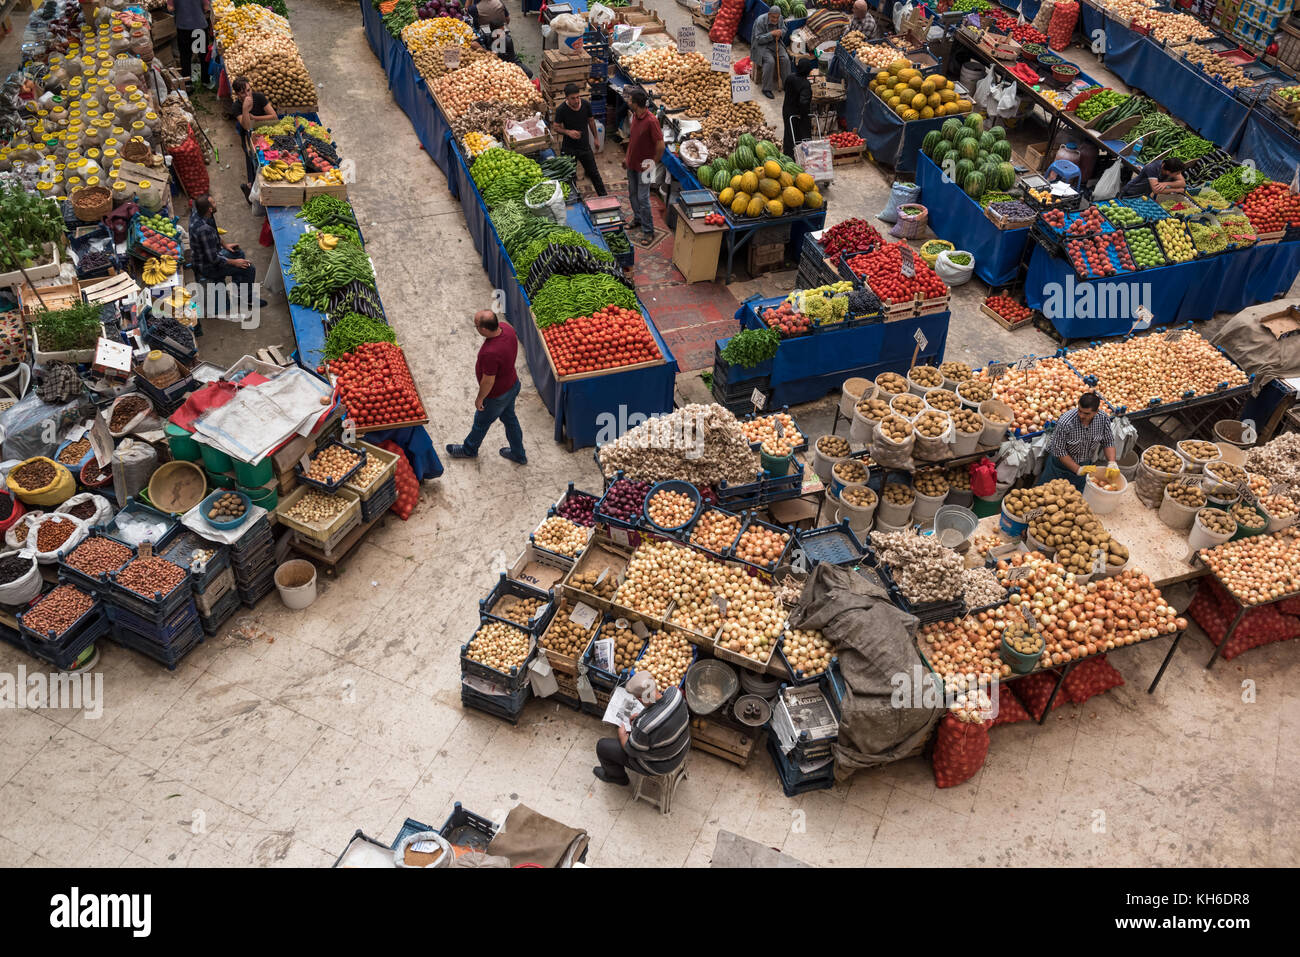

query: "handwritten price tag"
xmin=730 ymin=72 xmax=753 ymax=103
xmin=899 ymin=244 xmax=916 ymax=278
xmin=711 ymin=42 xmax=732 ymax=72
xmin=1007 ymin=564 xmax=1033 ymax=580
xmin=1164 ymin=327 xmax=1185 ymax=343
xmin=986 ymin=361 xmax=1010 ymax=380
xmin=751 ymin=388 xmax=767 ymax=410
xmin=1015 ymin=355 xmax=1040 ymax=371
xmin=443 ymin=46 xmax=460 ymax=70
xmin=913 ymin=328 xmax=928 ymax=351
xmin=677 ymin=25 xmax=696 ymax=53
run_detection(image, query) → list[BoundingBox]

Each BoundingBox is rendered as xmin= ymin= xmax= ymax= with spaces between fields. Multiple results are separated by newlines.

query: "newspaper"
xmin=192 ymin=367 xmax=332 ymax=465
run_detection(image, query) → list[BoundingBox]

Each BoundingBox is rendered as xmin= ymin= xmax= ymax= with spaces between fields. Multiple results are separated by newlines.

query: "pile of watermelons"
xmin=921 ymin=114 xmax=1017 ymax=201
xmin=696 ymin=134 xmax=823 ymax=219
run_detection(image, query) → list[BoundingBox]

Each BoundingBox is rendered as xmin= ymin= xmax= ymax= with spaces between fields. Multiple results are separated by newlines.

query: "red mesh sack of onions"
xmin=1221 ymin=606 xmax=1300 ymax=660
xmin=932 ymin=713 xmax=990 ymax=788
xmin=169 ymin=130 xmax=209 ymax=198
xmin=1009 ymin=671 xmax=1068 ymax=722
xmin=380 ymin=440 xmax=420 ymax=520
xmin=991 ymin=685 xmax=1031 ymax=727
xmin=1062 ymin=654 xmax=1124 ymax=704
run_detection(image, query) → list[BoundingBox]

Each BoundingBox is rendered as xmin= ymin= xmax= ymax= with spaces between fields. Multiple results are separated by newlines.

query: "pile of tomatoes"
xmin=1240 ymin=181 xmax=1300 ymax=233
xmin=845 ymin=242 xmax=948 ymax=304
xmin=985 ymin=295 xmax=1031 ymax=324
xmin=542 ymin=306 xmax=660 ymax=376
xmin=828 ymin=131 xmax=864 ymax=149
xmin=327 ymin=342 xmax=427 ymax=428
xmin=704 ymin=212 xmax=726 ymax=226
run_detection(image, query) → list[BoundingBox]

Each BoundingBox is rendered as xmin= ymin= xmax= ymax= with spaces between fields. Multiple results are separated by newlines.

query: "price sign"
xmin=711 ymin=42 xmax=732 ymax=72
xmin=1015 ymin=355 xmax=1039 ymax=371
xmin=899 ymin=244 xmax=916 ymax=278
xmin=1026 ymin=507 xmax=1046 ymax=522
xmin=774 ymin=416 xmax=785 ymax=438
xmin=730 ymin=72 xmax=752 ymax=103
xmin=986 ymin=361 xmax=1010 ymax=380
xmin=1164 ymin=327 xmax=1185 ymax=343
xmin=631 ymin=620 xmax=650 ymax=639
xmin=1238 ymin=481 xmax=1257 ymax=508
xmin=712 ymin=594 xmax=729 ymax=615
xmin=138 ymin=541 xmax=153 ymax=559
xmin=610 ymin=527 xmax=630 ymax=547
xmin=676 ymin=25 xmax=696 ymax=53
xmin=913 ymin=328 xmax=928 ymax=351
xmin=751 ymin=387 xmax=767 ymax=410
xmin=1176 ymin=474 xmax=1203 ymax=489
xmin=1007 ymin=564 xmax=1033 ymax=580
xmin=90 ymin=415 xmax=114 ymax=468
xmin=443 ymin=46 xmax=460 ymax=70
xmin=570 ymin=602 xmax=599 ymax=630
xmin=592 ymin=637 xmax=614 ymax=671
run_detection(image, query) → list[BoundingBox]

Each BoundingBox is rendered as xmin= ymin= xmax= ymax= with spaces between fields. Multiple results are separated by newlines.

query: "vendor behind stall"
xmin=232 ymin=76 xmax=278 ymax=196
xmin=751 ymin=7 xmax=790 ymax=100
xmin=847 ymin=0 xmax=881 ymax=39
xmin=1121 ymin=157 xmax=1186 ymax=197
xmin=1036 ymin=392 xmax=1117 ymax=491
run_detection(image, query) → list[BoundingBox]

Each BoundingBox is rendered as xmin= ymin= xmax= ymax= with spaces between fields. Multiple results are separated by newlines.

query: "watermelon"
xmin=793 ymin=2 xmax=807 ymax=14
xmin=965 ymin=112 xmax=984 ymax=133
xmin=959 ymin=137 xmax=980 ymax=161
xmin=942 ymin=118 xmax=964 ymax=141
xmin=991 ymin=140 xmax=1012 ymax=161
xmin=977 ymin=149 xmax=989 ymax=164
xmin=936 ymin=146 xmax=956 ymax=169
xmin=979 ymin=131 xmax=995 ymax=151
xmin=713 ymin=168 xmax=732 ymax=192
xmin=989 ymin=126 xmax=1007 ymax=141
xmin=756 ymin=140 xmax=779 ymax=160
xmin=963 ymin=171 xmax=985 ymax=198
xmin=955 ymin=158 xmax=975 ymax=185
xmin=733 ymin=146 xmax=757 ymax=170
xmin=697 ymin=163 xmax=714 ymax=183
xmin=996 ymin=162 xmax=1016 ymax=190
xmin=922 ymin=129 xmax=944 ymax=158
xmin=737 ymin=133 xmax=758 ymax=152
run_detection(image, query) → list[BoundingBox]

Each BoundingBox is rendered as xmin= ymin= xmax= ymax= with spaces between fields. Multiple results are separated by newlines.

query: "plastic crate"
xmin=343 ymin=443 xmax=399 ymax=501
xmin=740 ymin=407 xmax=808 ymax=453
xmin=275 ymin=485 xmax=361 ymax=546
xmin=140 ymin=312 xmax=198 ymax=363
xmin=642 ymin=480 xmax=703 ymax=539
xmin=18 ymin=593 xmax=109 ymax=670
xmin=479 ymin=574 xmax=555 ymax=634
xmin=775 ymin=628 xmax=837 ymax=684
xmin=99 ymin=497 xmax=180 ymax=551
xmin=460 ymin=682 xmax=529 ymax=725
xmin=554 ymin=482 xmax=602 ymax=528
xmin=200 ymin=586 xmax=241 ymax=636
xmin=161 ymin=532 xmax=231 ymax=593
xmin=593 ymin=472 xmax=651 ymax=530
xmin=56 ymin=535 xmax=135 ymax=596
xmin=629 ymin=637 xmax=698 ymax=690
xmin=878 ymin=562 xmax=966 ymax=624
xmin=108 ymin=557 xmax=194 ymax=623
xmin=439 ymin=801 xmax=501 ymax=850
xmin=774 ymin=665 xmax=845 ymax=763
xmin=766 ymin=735 xmax=835 ymax=797
xmin=132 ymin=361 xmax=198 ymax=410
xmin=389 ymin=817 xmax=434 ymax=850
xmin=462 ymin=615 xmax=536 ymax=691
xmin=237 ymin=573 xmax=277 ymax=608
xmin=730 ymin=512 xmax=794 ymax=573
xmin=195 ymin=565 xmax=236 ymax=616
xmin=792 ymin=522 xmax=868 ymax=566
xmin=682 ymin=504 xmax=744 ymax=561
xmin=107 ymin=615 xmax=203 ymax=669
xmin=294 ymin=440 xmax=367 ymax=493
xmin=229 ymin=516 xmax=274 ymax=555
xmin=358 ymin=476 xmax=397 ymax=524
xmin=232 ymin=549 xmax=275 ymax=586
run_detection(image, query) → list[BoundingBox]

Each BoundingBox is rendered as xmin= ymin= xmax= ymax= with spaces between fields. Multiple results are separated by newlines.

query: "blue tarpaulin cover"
xmin=915 ymin=153 xmax=1029 ymax=286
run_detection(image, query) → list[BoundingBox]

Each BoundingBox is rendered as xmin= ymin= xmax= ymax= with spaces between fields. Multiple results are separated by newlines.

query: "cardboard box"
xmin=1023 ymin=141 xmax=1049 ymax=172
xmin=151 ymin=12 xmax=176 ymax=45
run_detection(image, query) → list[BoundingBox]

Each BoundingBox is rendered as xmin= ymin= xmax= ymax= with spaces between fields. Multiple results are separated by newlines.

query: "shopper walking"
xmin=782 ymin=58 xmax=816 ymax=157
xmin=624 ymin=88 xmax=663 ymax=244
xmin=594 ymin=673 xmax=690 ymax=785
xmin=555 ymin=83 xmax=607 ymax=196
xmin=750 ymin=6 xmax=790 ymax=99
xmin=1035 ymin=392 xmax=1117 ymax=491
xmin=446 ymin=310 xmax=527 ymax=464
xmin=168 ymin=0 xmax=210 ymax=88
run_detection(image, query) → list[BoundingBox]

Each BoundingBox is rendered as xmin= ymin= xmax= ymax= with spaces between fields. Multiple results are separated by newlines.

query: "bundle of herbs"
xmin=30 ymin=301 xmax=103 ymax=352
xmin=0 ymin=183 xmax=65 ymax=270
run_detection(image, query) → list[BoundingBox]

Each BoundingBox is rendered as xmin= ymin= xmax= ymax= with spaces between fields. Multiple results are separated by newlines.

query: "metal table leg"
xmin=1206 ymin=603 xmax=1247 ymax=670
xmin=1147 ymin=630 xmax=1184 ymax=694
xmin=1037 ymin=662 xmax=1075 ymax=724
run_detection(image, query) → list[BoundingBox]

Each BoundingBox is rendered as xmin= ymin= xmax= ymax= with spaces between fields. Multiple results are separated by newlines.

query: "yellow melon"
xmin=956 ymin=99 xmax=972 ymax=112
xmin=730 ymin=174 xmax=743 ymax=190
xmin=804 ymin=190 xmax=823 ymax=210
xmin=875 ymin=71 xmax=891 ymax=85
xmin=763 ymin=160 xmax=782 ymax=179
xmin=920 ymin=79 xmax=935 ymax=96
xmin=927 ymin=92 xmax=941 ymax=108
xmin=781 ymin=186 xmax=803 ymax=209
xmin=893 ymin=82 xmax=910 ymax=97
xmin=899 ymin=67 xmax=919 ymax=81
xmin=911 ymin=93 xmax=927 ymax=110
xmin=940 ymin=89 xmax=957 ymax=103
xmin=889 ymin=95 xmax=902 ymax=109
xmin=888 ymin=58 xmax=910 ymax=73
xmin=731 ymin=193 xmax=749 ymax=216
xmin=766 ymin=199 xmax=784 ymax=216
xmin=894 ymin=103 xmax=906 ymax=116
xmin=746 ymin=196 xmax=765 ymax=218
xmin=719 ymin=187 xmax=735 ymax=206
xmin=778 ymin=171 xmax=793 ymax=188
xmin=903 ymin=108 xmax=919 ymax=121
xmin=740 ymin=171 xmax=759 ymax=194
xmin=908 ymin=75 xmax=924 ymax=91
xmin=794 ymin=172 xmax=815 ymax=192
xmin=758 ymin=177 xmax=782 ymax=199
xmin=921 ymin=106 xmax=934 ymax=119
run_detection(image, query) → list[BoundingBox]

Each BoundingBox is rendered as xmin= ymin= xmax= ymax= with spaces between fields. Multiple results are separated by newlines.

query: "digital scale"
xmin=584 ymin=195 xmax=626 ymax=233
xmin=679 ymin=188 xmax=716 ymax=219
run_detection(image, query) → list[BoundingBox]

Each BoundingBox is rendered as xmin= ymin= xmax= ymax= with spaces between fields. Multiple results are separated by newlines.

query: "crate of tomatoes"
xmin=326 ymin=342 xmax=429 ymax=432
xmin=541 ymin=305 xmax=665 ymax=380
xmin=841 ymin=242 xmax=948 ymax=318
xmin=981 ymin=294 xmax=1035 ymax=331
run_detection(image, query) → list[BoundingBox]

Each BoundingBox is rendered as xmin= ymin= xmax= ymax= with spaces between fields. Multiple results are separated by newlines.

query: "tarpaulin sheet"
xmin=915 ymin=153 xmax=1029 ymax=286
xmin=1237 ymin=109 xmax=1300 ymax=184
xmin=842 ymin=65 xmax=945 ymax=169
xmin=1100 ymin=16 xmax=1249 ymax=152
xmin=1025 ymin=240 xmax=1300 ymax=337
xmin=266 ymin=205 xmax=329 ymax=371
xmin=734 ymin=296 xmax=949 ymax=405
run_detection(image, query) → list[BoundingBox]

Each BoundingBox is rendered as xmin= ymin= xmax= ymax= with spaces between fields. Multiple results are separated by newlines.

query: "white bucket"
xmin=978 ymin=399 xmax=1014 ymax=447
xmin=839 ymin=377 xmax=871 ymax=418
xmin=876 ymin=486 xmax=914 ymax=526
xmin=1187 ymin=509 xmax=1235 ymax=557
xmin=1158 ymin=485 xmax=1202 ymax=531
xmin=1262 ymin=503 xmax=1298 ymax=533
xmin=907 ymin=369 xmax=941 ymax=396
xmin=951 ymin=422 xmax=982 ymax=457
xmin=1175 ymin=441 xmax=1218 ymax=473
xmin=957 ymin=381 xmax=989 ymax=410
xmin=1100 ymin=553 xmax=1130 ymax=578
xmin=912 ymin=487 xmax=946 ymax=522
xmin=1026 ymin=528 xmax=1056 ymax=555
xmin=275 ymin=559 xmax=318 ymax=610
xmin=889 ymin=392 xmax=925 ymax=421
xmin=1115 ymin=449 xmax=1140 ymax=482
xmin=1081 ymin=472 xmax=1127 ymax=515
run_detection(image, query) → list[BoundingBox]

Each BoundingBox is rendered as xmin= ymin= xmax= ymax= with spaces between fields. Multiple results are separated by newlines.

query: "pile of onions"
xmin=1199 ymin=531 xmax=1300 ymax=606
xmin=918 ymin=550 xmax=1185 ymax=684
xmin=975 ymin=358 xmax=1088 ymax=432
xmin=431 ymin=57 xmax=542 ymax=117
xmin=1064 ymin=331 xmax=1247 ymax=410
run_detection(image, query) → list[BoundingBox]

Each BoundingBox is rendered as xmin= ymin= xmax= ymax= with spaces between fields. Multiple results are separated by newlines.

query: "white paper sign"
xmin=913 ymin=328 xmax=928 ymax=351
xmin=677 ymin=25 xmax=696 ymax=53
xmin=90 ymin=415 xmax=114 ymax=468
xmin=570 ymin=601 xmax=599 ymax=630
xmin=751 ymin=387 xmax=767 ymax=410
xmin=711 ymin=42 xmax=732 ymax=72
xmin=443 ymin=46 xmax=460 ymax=70
xmin=610 ymin=527 xmax=630 ymax=546
xmin=731 ymin=72 xmax=753 ymax=103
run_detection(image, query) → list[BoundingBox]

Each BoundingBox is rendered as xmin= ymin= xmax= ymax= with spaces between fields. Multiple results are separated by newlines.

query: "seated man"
xmin=750 ymin=6 xmax=791 ymax=99
xmin=594 ymin=672 xmax=690 ymax=785
xmin=188 ymin=194 xmax=266 ymax=315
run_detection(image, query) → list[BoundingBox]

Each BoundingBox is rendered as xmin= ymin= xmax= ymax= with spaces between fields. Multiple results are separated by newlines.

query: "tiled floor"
xmin=1 ymin=0 xmax=1297 ymax=868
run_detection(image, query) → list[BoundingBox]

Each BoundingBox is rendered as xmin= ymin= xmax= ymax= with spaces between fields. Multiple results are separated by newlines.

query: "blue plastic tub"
xmin=641 ymin=480 xmax=703 ymax=536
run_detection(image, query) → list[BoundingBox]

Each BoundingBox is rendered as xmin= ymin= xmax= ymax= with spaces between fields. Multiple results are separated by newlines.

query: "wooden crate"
xmin=691 ymin=12 xmax=714 ymax=29
xmin=747 ymin=241 xmax=785 ymax=276
xmin=917 ymin=294 xmax=951 ymax=317
xmin=618 ymin=4 xmax=666 ymax=33
xmin=690 ymin=714 xmax=764 ymax=768
xmin=275 ymin=484 xmax=360 ymax=545
xmin=560 ymin=538 xmax=632 ymax=611
xmin=831 ymin=145 xmax=864 ymax=165
xmin=980 ymin=302 xmax=1034 ymax=331
xmin=255 ymin=168 xmax=304 ymax=207
xmin=536 ymin=308 xmax=666 ymax=382
xmin=303 ymin=180 xmax=348 ymax=200
xmin=18 ymin=279 xmax=82 ymax=317
xmin=538 ymin=601 xmax=599 ymax=676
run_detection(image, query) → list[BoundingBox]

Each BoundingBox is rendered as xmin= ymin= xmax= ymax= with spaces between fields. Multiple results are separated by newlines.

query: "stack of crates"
xmin=461 ymin=615 xmax=534 ymax=725
xmin=18 ymin=583 xmax=110 ymax=670
xmin=583 ymin=25 xmax=610 ymax=126
xmin=161 ymin=531 xmax=239 ymax=636
xmin=343 ymin=442 xmax=399 ymax=524
xmin=765 ymin=664 xmax=844 ymax=796
xmin=106 ymin=555 xmax=203 ymax=669
xmin=229 ymin=516 xmax=276 ymax=607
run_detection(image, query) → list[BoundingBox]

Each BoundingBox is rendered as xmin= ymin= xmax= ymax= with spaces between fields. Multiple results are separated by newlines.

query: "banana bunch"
xmin=169 ymin=286 xmax=192 ymax=308
xmin=316 ymin=233 xmax=340 ymax=252
xmin=262 ymin=159 xmax=306 ymax=182
xmin=143 ymin=256 xmax=177 ymax=285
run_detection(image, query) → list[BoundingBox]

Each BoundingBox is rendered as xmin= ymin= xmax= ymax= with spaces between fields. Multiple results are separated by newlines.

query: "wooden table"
xmin=671 ymin=204 xmax=728 ymax=284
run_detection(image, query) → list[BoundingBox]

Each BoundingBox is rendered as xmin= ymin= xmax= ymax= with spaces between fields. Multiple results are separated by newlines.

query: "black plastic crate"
xmin=389 ymin=816 xmax=434 ymax=850
xmin=228 ymin=517 xmax=274 ymax=556
xmin=18 ymin=598 xmax=109 ymax=671
xmin=460 ymin=683 xmax=529 ymax=725
xmin=108 ymin=558 xmax=194 ymax=623
xmin=142 ymin=313 xmax=199 ymax=363
xmin=766 ymin=735 xmax=835 ymax=797
xmin=295 ymin=440 xmax=367 ymax=493
xmin=462 ymin=615 xmax=536 ymax=691
xmin=731 ymin=511 xmax=794 ymax=573
xmin=161 ymin=532 xmax=231 ymax=593
xmin=232 ymin=551 xmax=275 ymax=587
xmin=108 ymin=617 xmax=203 ymax=670
xmin=775 ymin=630 xmax=838 ymax=684
xmin=200 ymin=587 xmax=241 ymax=636
xmin=439 ymin=801 xmax=501 ymax=850
xmin=682 ymin=504 xmax=744 ymax=561
xmin=99 ymin=497 xmax=180 ymax=551
xmin=56 ymin=536 xmax=134 ymax=597
xmin=593 ymin=472 xmax=651 ymax=530
xmin=876 ymin=562 xmax=965 ymax=624
xmin=237 ymin=573 xmax=277 ymax=608
xmin=359 ymin=476 xmax=397 ymax=524
xmin=106 ymin=599 xmax=201 ymax=647
xmin=479 ymin=574 xmax=555 ymax=634
xmin=555 ymin=482 xmax=601 ymax=528
xmin=793 ymin=522 xmax=867 ymax=566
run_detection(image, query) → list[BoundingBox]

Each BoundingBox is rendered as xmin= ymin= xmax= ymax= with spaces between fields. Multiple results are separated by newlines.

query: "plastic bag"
xmin=894 ymin=0 xmax=913 ymax=32
xmin=5 ymin=509 xmax=41 ymax=550
xmin=877 ymin=180 xmax=919 ymax=223
xmin=993 ymin=80 xmax=1020 ymax=118
xmin=1111 ymin=415 xmax=1137 ymax=461
xmin=111 ymin=438 xmax=159 ymax=507
xmin=871 ymin=420 xmax=915 ymax=468
xmin=588 ymin=2 xmax=616 ymax=26
xmin=0 ymin=548 xmax=41 ymax=605
xmin=56 ymin=492 xmax=115 ymax=527
xmin=794 ymin=139 xmax=833 ymax=185
xmin=995 ymin=437 xmax=1032 ymax=484
xmin=7 ymin=456 xmax=76 ymax=506
xmin=975 ymin=65 xmax=995 ymax=110
xmin=0 ymin=392 xmax=82 ymax=462
xmin=935 ymin=249 xmax=975 ymax=285
xmin=888 ymin=202 xmax=928 ymax=238
xmin=524 ymin=180 xmax=566 ymax=223
xmin=970 ymin=458 xmax=997 ymax=497
xmin=1031 ymin=0 xmax=1056 ymax=35
xmin=1093 ymin=160 xmax=1123 ymax=202
xmin=25 ymin=512 xmax=89 ymax=563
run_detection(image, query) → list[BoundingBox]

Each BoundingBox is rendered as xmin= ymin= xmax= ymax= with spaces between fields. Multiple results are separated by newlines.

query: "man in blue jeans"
xmin=446 ymin=310 xmax=527 ymax=464
xmin=624 ymin=88 xmax=662 ymax=245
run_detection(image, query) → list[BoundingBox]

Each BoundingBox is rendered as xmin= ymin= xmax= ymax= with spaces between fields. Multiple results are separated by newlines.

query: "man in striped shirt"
xmin=1036 ymin=392 xmax=1118 ymax=492
xmin=594 ymin=673 xmax=690 ymax=785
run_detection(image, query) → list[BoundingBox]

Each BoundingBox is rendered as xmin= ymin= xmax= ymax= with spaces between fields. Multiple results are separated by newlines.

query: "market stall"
xmin=837 ymin=45 xmax=950 ymax=168
xmin=914 ymin=153 xmax=1029 ymax=286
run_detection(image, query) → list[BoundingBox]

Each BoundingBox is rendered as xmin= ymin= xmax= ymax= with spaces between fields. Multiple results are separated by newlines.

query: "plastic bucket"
xmin=1000 ymin=635 xmax=1042 ymax=674
xmin=999 ymin=501 xmax=1028 ymax=537
xmin=1187 ymin=509 xmax=1235 ymax=555
xmin=761 ymin=450 xmax=791 ymax=476
xmin=873 ymin=515 xmax=910 ymax=535
xmin=876 ymin=488 xmax=914 ymax=526
xmin=1262 ymin=502 xmax=1298 ymax=532
xmin=275 ymin=559 xmax=317 ymax=610
xmin=835 ymin=486 xmax=878 ymax=529
xmin=1115 ymin=449 xmax=1139 ymax=482
xmin=165 ymin=423 xmax=200 ymax=462
xmin=973 ymin=491 xmax=1005 ymax=518
xmin=839 ymin=377 xmax=871 ymax=418
xmin=1158 ymin=485 xmax=1202 ymax=531
xmin=242 ymin=484 xmax=279 ymax=510
xmin=1026 ymin=528 xmax=1056 ymax=555
xmin=1081 ymin=472 xmax=1127 ymax=515
xmin=1213 ymin=420 xmax=1253 ymax=448
xmin=912 ymin=488 xmax=946 ymax=523
xmin=198 ymin=441 xmax=233 ymax=474
xmin=978 ymin=400 xmax=1014 ymax=447
xmin=234 ymin=457 xmax=273 ymax=487
xmin=1229 ymin=504 xmax=1269 ymax=541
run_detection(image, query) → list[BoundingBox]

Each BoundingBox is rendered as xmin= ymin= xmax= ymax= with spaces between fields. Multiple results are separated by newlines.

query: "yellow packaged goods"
xmin=7 ymin=457 xmax=76 ymax=507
